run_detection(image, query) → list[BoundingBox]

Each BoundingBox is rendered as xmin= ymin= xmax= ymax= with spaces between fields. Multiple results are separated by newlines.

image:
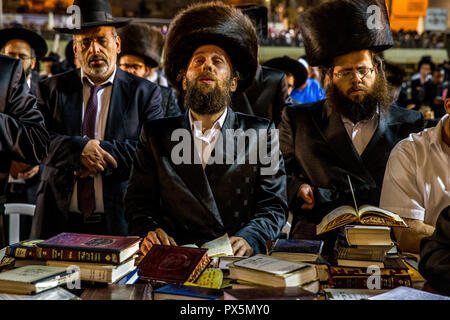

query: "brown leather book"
xmin=137 ymin=245 xmax=210 ymax=285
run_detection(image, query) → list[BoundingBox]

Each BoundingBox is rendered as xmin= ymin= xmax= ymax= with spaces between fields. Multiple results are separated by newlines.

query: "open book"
xmin=316 ymin=176 xmax=408 ymax=235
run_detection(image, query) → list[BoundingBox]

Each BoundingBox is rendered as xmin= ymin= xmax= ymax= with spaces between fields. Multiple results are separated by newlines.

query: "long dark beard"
xmin=24 ymin=65 xmax=33 ymax=78
xmin=184 ymin=72 xmax=231 ymax=115
xmin=327 ymin=71 xmax=392 ymax=123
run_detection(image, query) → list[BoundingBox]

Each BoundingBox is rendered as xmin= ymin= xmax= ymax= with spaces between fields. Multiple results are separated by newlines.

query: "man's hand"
xmin=297 ymin=183 xmax=315 ymax=210
xmin=230 ymin=236 xmax=254 ymax=256
xmin=81 ymin=139 xmax=117 ymax=174
xmin=140 ymin=228 xmax=177 ymax=256
xmin=10 ymin=161 xmax=39 ymax=180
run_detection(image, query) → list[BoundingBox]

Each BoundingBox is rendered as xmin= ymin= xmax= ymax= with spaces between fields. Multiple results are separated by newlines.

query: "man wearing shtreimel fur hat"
xmin=125 ymin=1 xmax=288 ymax=257
xmin=278 ymin=0 xmax=424 ymax=252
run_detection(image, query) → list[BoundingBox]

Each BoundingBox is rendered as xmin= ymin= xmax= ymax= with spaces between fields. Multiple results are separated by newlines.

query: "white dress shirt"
xmin=69 ymin=67 xmax=117 ymax=213
xmin=189 ymin=108 xmax=228 ymax=168
xmin=341 ymin=109 xmax=379 ymax=156
xmin=380 ymin=114 xmax=450 ymax=226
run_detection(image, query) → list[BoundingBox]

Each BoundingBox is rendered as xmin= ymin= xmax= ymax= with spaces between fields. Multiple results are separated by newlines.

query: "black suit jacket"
xmin=278 ymin=101 xmax=424 ymax=249
xmin=125 ymin=108 xmax=288 ymax=254
xmin=232 ymin=65 xmax=292 ymax=126
xmin=419 ymin=206 xmax=450 ymax=296
xmin=0 ymin=55 xmax=49 ymax=192
xmin=160 ymin=86 xmax=181 ymax=117
xmin=31 ymin=67 xmax=163 ymax=238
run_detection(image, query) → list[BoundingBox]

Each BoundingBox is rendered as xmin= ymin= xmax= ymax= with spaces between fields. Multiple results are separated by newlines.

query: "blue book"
xmin=153 ymin=284 xmax=223 ymax=300
xmin=269 ymin=239 xmax=325 ymax=263
xmin=115 ymin=268 xmax=139 ymax=285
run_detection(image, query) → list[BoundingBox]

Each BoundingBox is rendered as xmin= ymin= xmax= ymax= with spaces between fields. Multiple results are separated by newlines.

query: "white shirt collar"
xmin=81 ymin=65 xmax=117 ymax=86
xmin=189 ymin=107 xmax=228 ymax=140
xmin=341 ymin=106 xmax=380 ymax=126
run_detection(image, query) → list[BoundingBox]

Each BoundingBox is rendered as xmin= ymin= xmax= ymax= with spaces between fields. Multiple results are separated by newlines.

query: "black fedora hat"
xmin=54 ymin=0 xmax=131 ymax=34
xmin=0 ymin=27 xmax=48 ymax=60
xmin=263 ymin=56 xmax=308 ymax=88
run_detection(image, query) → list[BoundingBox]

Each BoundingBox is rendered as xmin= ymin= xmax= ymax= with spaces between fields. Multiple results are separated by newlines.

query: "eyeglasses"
xmin=333 ymin=67 xmax=375 ymax=80
xmin=119 ymin=63 xmax=145 ymax=72
xmin=76 ymin=35 xmax=117 ymax=51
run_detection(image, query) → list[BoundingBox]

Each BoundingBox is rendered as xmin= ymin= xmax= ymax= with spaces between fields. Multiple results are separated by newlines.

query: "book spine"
xmin=36 ymin=248 xmax=121 ymax=264
xmin=6 ymin=246 xmax=39 ymax=259
xmin=331 ymin=275 xmax=412 ymax=289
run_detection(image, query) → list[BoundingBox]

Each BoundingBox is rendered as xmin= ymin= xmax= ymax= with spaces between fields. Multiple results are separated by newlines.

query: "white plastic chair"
xmin=3 ymin=203 xmax=36 ymax=245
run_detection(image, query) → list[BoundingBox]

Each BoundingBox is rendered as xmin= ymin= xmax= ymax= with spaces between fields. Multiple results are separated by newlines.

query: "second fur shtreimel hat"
xmin=299 ymin=0 xmax=394 ymax=67
xmin=164 ymin=1 xmax=259 ymax=93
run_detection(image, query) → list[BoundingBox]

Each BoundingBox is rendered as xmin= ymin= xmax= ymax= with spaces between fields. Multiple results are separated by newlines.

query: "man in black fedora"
xmin=125 ymin=2 xmax=288 ymax=257
xmin=278 ymin=0 xmax=424 ymax=252
xmin=0 ymin=55 xmax=49 ymax=246
xmin=263 ymin=56 xmax=309 ymax=102
xmin=231 ymin=5 xmax=292 ymax=127
xmin=118 ymin=23 xmax=181 ymax=117
xmin=0 ymin=26 xmax=49 ymax=217
xmin=31 ymin=0 xmax=164 ymax=239
xmin=0 ymin=26 xmax=48 ymax=98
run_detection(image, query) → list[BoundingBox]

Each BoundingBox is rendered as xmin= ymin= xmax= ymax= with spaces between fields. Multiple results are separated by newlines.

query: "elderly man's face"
xmin=73 ymin=26 xmax=121 ymax=83
xmin=331 ymin=50 xmax=377 ymax=103
xmin=182 ymin=45 xmax=237 ymax=115
xmin=2 ymin=39 xmax=36 ymax=78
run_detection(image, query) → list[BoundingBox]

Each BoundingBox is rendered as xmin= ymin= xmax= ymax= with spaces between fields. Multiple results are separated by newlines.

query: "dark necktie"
xmin=77 ymin=80 xmax=109 ymax=217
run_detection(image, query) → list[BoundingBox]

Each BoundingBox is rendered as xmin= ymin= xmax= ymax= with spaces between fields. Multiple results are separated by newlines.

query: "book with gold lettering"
xmin=36 ymin=233 xmax=141 ymax=265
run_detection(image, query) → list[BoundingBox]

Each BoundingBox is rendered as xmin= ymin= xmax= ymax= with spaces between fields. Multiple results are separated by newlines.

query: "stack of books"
xmin=329 ymin=225 xmax=412 ymax=289
xmin=268 ymin=239 xmax=330 ymax=285
xmin=227 ymin=254 xmax=319 ymax=292
xmin=4 ymin=233 xmax=141 ymax=285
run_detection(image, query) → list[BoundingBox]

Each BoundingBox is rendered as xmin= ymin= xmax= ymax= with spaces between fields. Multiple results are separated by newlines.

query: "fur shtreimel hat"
xmin=118 ymin=23 xmax=164 ymax=68
xmin=299 ymin=0 xmax=394 ymax=67
xmin=164 ymin=1 xmax=259 ymax=93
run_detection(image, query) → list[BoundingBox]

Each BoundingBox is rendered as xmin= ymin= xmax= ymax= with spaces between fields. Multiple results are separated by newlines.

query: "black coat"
xmin=125 ymin=108 xmax=288 ymax=254
xmin=231 ymin=65 xmax=292 ymax=126
xmin=278 ymin=101 xmax=424 ymax=250
xmin=0 ymin=55 xmax=49 ymax=193
xmin=160 ymin=85 xmax=182 ymax=117
xmin=31 ymin=68 xmax=163 ymax=239
xmin=419 ymin=205 xmax=450 ymax=296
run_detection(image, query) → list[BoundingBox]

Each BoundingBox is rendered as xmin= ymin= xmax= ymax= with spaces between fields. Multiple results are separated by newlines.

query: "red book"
xmin=36 ymin=233 xmax=141 ymax=264
xmin=137 ymin=245 xmax=210 ymax=286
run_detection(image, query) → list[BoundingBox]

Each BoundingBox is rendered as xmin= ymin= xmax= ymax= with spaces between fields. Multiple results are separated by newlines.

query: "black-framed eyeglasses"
xmin=333 ymin=67 xmax=375 ymax=80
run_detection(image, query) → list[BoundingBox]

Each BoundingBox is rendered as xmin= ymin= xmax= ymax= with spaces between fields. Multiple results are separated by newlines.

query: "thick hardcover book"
xmin=228 ymin=254 xmax=318 ymax=287
xmin=0 ymin=265 xmax=80 ymax=295
xmin=337 ymin=247 xmax=386 ymax=268
xmin=153 ymin=284 xmax=223 ymax=300
xmin=137 ymin=245 xmax=210 ymax=285
xmin=223 ymin=286 xmax=320 ymax=300
xmin=5 ymin=239 xmax=44 ymax=259
xmin=46 ymin=257 xmax=137 ymax=283
xmin=331 ymin=275 xmax=413 ymax=289
xmin=37 ymin=233 xmax=141 ymax=264
xmin=269 ymin=239 xmax=324 ymax=263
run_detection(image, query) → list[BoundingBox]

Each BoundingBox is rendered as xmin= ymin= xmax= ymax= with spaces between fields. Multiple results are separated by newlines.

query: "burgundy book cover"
xmin=137 ymin=245 xmax=210 ymax=284
xmin=38 ymin=233 xmax=140 ymax=253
